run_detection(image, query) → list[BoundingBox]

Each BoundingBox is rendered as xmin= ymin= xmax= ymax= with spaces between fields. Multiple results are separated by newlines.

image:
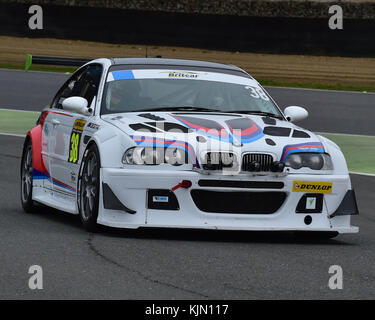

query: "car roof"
xmin=110 ymin=58 xmax=250 ymax=77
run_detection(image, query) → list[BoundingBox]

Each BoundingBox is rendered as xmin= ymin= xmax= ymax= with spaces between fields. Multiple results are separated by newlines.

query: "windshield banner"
xmin=107 ymin=69 xmax=259 ymax=87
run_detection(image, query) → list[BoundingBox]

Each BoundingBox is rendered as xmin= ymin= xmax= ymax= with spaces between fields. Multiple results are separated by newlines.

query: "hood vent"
xmin=292 ymin=130 xmax=311 ymax=138
xmin=138 ymin=113 xmax=165 ymax=121
xmin=151 ymin=122 xmax=192 ymax=133
xmin=262 ymin=117 xmax=277 ymax=125
xmin=129 ymin=123 xmax=162 ymax=133
xmin=263 ymin=126 xmax=291 ymax=137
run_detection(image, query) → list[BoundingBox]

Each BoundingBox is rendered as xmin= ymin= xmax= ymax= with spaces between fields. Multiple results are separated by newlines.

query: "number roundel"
xmin=68 ymin=119 xmax=87 ymax=164
xmin=69 ymin=132 xmax=80 ymax=163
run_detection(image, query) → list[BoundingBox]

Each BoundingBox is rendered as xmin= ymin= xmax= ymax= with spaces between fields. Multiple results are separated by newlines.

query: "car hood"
xmin=101 ymin=111 xmax=325 ymax=167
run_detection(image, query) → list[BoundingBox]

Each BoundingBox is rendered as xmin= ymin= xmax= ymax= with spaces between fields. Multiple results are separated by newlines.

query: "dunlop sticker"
xmin=293 ymin=181 xmax=333 ymax=194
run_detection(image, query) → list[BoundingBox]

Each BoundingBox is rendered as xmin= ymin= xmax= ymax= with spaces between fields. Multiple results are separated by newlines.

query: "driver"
xmin=107 ymin=80 xmax=153 ymax=111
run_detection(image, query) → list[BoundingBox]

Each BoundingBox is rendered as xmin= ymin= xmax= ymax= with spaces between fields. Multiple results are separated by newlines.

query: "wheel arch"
xmin=83 ymin=126 xmax=132 ymax=168
xmin=25 ymin=125 xmax=47 ymax=175
xmin=20 ymin=135 xmax=31 ymax=175
xmin=318 ymin=134 xmax=349 ymax=176
xmin=77 ymin=139 xmax=101 ymax=211
xmin=79 ymin=139 xmax=101 ymax=176
xmin=77 ymin=139 xmax=102 ymax=228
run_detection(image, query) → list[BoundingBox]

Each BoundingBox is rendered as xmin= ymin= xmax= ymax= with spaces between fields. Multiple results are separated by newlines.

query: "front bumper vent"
xmin=191 ymin=190 xmax=286 ymax=214
xmin=198 ymin=180 xmax=284 ymax=189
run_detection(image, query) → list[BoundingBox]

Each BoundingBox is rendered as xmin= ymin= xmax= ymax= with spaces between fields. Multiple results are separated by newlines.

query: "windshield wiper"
xmin=227 ymin=110 xmax=284 ymax=119
xmin=131 ymin=106 xmax=284 ymax=119
xmin=136 ymin=106 xmax=222 ymax=112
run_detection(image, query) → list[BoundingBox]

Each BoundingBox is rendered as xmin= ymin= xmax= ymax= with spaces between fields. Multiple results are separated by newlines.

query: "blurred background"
xmin=1 ymin=0 xmax=375 ymax=90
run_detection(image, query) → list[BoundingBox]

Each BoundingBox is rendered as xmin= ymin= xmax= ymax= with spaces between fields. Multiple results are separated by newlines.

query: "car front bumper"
xmin=98 ymin=168 xmax=359 ymax=234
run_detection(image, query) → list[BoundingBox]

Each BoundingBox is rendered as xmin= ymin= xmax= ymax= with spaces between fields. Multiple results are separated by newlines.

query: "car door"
xmin=40 ymin=69 xmax=85 ymax=194
xmin=48 ymin=64 xmax=103 ymax=198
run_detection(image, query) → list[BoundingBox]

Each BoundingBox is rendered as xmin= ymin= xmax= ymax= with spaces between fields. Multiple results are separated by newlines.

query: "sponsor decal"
xmin=107 ymin=69 xmax=260 ymax=87
xmin=70 ymin=171 xmax=76 ymax=183
xmin=153 ymin=196 xmax=169 ymax=203
xmin=73 ymin=119 xmax=87 ymax=131
xmin=87 ymin=122 xmax=100 ymax=130
xmin=293 ymin=181 xmax=333 ymax=194
xmin=168 ymin=71 xmax=199 ymax=79
xmin=306 ymin=197 xmax=317 ymax=209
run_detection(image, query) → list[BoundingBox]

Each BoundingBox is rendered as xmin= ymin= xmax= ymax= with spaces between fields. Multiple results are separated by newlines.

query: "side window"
xmin=73 ymin=64 xmax=103 ymax=106
xmin=51 ymin=64 xmax=103 ymax=109
xmin=51 ymin=67 xmax=87 ymax=109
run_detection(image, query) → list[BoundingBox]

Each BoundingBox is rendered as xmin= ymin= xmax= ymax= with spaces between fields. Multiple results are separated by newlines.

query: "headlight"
xmin=285 ymin=153 xmax=333 ymax=170
xmin=164 ymin=147 xmax=186 ymax=166
xmin=122 ymin=147 xmax=189 ymax=166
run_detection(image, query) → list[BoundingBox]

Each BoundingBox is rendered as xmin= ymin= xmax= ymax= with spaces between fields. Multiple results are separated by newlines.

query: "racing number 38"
xmin=69 ymin=132 xmax=81 ymax=163
xmin=68 ymin=119 xmax=87 ymax=164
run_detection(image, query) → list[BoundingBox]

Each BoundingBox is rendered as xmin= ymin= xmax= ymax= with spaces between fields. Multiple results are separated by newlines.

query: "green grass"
xmin=321 ymin=133 xmax=375 ymax=174
xmin=259 ymin=79 xmax=374 ymax=93
xmin=0 ymin=63 xmax=374 ymax=92
xmin=0 ymin=109 xmax=39 ymax=135
xmin=0 ymin=63 xmax=76 ymax=74
xmin=0 ymin=109 xmax=374 ymax=174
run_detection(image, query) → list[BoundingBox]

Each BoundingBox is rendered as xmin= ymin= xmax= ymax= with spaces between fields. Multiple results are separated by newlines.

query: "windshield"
xmin=101 ymin=69 xmax=282 ymax=117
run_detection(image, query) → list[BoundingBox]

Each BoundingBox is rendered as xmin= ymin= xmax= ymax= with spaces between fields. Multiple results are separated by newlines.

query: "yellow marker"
xmin=73 ymin=119 xmax=87 ymax=131
xmin=293 ymin=181 xmax=333 ymax=194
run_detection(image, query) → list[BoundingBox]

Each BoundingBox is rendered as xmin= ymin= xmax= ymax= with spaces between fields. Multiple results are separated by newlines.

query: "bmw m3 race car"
xmin=21 ymin=58 xmax=359 ymax=237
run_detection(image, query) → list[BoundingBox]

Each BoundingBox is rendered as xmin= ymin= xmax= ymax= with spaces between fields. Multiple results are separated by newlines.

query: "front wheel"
xmin=79 ymin=144 xmax=100 ymax=232
xmin=21 ymin=139 xmax=36 ymax=213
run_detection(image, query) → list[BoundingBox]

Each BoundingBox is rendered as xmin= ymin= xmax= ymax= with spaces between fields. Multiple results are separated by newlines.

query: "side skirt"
xmin=32 ymin=186 xmax=78 ymax=214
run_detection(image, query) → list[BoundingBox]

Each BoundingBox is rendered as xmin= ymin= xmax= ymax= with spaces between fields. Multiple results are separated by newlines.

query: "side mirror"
xmin=62 ymin=96 xmax=90 ymax=115
xmin=284 ymin=106 xmax=308 ymax=122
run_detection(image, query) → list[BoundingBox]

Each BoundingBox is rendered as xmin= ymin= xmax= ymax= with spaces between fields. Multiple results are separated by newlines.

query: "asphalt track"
xmin=0 ymin=69 xmax=374 ymax=135
xmin=0 ymin=69 xmax=374 ymax=299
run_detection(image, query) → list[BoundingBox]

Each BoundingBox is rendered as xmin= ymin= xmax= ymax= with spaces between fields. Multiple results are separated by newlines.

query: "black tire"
xmin=294 ymin=231 xmax=339 ymax=240
xmin=79 ymin=144 xmax=101 ymax=232
xmin=20 ymin=139 xmax=36 ymax=213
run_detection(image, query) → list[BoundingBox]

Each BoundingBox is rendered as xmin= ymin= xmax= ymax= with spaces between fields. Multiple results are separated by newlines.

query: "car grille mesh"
xmin=191 ymin=190 xmax=286 ymax=214
xmin=242 ymin=153 xmax=274 ymax=172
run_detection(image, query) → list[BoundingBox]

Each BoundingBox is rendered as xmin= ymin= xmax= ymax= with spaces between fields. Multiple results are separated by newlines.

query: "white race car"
xmin=21 ymin=58 xmax=359 ymax=238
